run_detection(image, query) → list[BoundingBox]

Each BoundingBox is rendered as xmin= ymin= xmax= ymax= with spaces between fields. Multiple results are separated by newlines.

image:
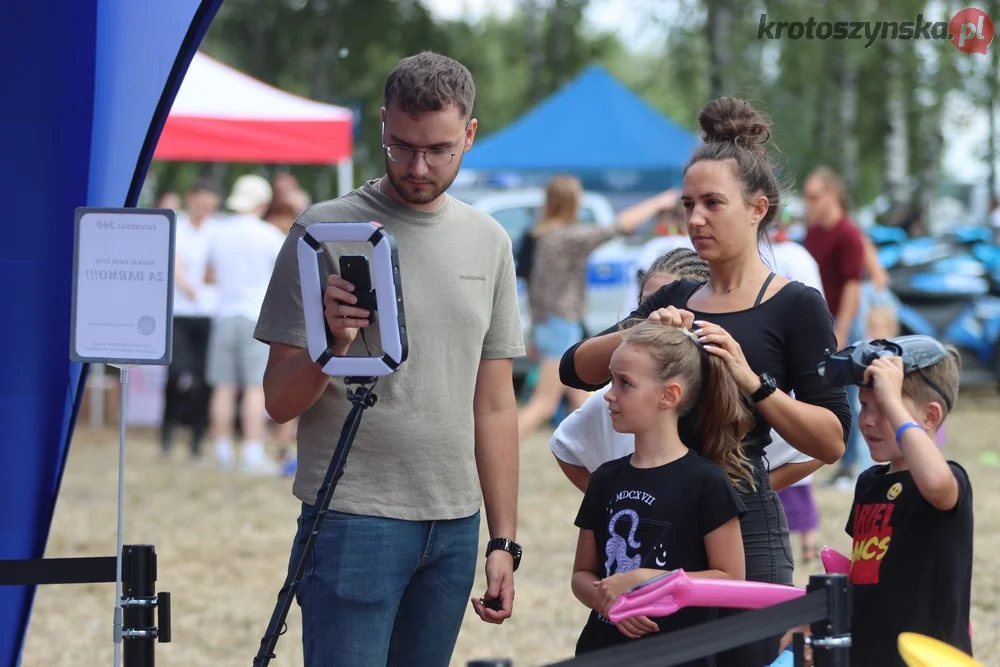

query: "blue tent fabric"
xmin=0 ymin=1 xmax=221 ymax=664
xmin=463 ymin=65 xmax=699 ymax=172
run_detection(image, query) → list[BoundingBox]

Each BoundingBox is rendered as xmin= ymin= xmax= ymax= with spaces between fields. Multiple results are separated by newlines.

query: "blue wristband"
xmin=770 ymin=647 xmax=795 ymax=667
xmin=895 ymin=421 xmax=923 ymax=444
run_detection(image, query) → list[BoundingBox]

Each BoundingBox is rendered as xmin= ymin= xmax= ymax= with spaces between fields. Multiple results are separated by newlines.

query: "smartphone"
xmin=339 ymin=254 xmax=376 ymax=317
xmin=481 ymin=596 xmax=503 ymax=612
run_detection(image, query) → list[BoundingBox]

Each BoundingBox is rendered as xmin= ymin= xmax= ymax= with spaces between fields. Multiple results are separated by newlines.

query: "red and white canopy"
xmin=154 ymin=52 xmax=354 ymax=164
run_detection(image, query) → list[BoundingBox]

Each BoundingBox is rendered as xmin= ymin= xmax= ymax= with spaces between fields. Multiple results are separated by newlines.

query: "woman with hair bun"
xmin=560 ymin=97 xmax=851 ymax=665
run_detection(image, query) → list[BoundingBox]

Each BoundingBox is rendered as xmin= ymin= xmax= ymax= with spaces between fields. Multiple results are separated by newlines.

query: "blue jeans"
xmin=532 ymin=315 xmax=583 ymax=359
xmin=288 ymin=503 xmax=481 ymax=667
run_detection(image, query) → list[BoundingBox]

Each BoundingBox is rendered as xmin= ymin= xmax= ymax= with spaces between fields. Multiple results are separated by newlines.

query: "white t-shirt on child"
xmin=550 ymin=385 xmax=813 ymax=478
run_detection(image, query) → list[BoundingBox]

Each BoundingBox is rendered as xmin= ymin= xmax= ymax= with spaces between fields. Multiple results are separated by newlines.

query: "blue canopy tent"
xmin=462 ymin=65 xmax=698 ymax=191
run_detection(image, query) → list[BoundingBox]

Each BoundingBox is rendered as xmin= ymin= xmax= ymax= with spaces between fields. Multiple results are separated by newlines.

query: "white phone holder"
xmin=297 ymin=221 xmax=408 ymax=378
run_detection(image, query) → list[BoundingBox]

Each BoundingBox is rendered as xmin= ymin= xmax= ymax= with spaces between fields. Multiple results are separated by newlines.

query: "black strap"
xmin=754 ymin=272 xmax=777 ymax=307
xmin=543 ymin=591 xmax=830 ymax=667
xmin=0 ymin=556 xmax=117 ymax=586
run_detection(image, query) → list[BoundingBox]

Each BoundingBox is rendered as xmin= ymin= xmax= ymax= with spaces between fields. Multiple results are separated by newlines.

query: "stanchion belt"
xmin=0 ymin=557 xmax=117 ymax=586
xmin=544 ymin=591 xmax=830 ymax=667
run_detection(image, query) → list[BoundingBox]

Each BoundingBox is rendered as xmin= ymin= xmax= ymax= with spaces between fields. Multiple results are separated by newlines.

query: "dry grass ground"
xmin=19 ymin=392 xmax=1000 ymax=667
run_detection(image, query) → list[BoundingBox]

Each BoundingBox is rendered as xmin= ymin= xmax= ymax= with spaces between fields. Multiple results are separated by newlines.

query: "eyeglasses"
xmin=381 ymin=121 xmax=463 ymax=167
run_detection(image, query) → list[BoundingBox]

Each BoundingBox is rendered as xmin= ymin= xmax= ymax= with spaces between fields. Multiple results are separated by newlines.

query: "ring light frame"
xmin=297 ymin=221 xmax=408 ymax=377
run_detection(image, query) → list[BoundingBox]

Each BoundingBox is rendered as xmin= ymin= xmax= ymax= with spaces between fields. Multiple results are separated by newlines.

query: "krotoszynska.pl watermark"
xmin=756 ymin=8 xmax=995 ymax=54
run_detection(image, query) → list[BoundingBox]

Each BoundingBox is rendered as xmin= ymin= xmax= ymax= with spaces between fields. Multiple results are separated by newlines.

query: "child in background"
xmin=774 ymin=434 xmax=820 ymax=564
xmin=570 ymin=318 xmax=750 ymax=663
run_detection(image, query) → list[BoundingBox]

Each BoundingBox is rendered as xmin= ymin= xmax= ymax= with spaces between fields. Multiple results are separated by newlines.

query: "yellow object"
xmin=898 ymin=633 xmax=982 ymax=667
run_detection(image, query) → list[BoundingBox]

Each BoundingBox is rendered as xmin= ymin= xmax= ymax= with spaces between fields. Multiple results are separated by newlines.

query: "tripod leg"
xmin=253 ymin=396 xmax=369 ymax=667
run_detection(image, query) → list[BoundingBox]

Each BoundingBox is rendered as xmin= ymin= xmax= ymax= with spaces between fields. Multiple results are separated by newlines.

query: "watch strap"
xmin=486 ymin=538 xmax=521 ymax=570
xmin=751 ymin=373 xmax=776 ymax=402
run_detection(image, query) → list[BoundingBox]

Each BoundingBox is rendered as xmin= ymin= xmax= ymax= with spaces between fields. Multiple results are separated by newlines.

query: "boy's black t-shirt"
xmin=846 ymin=461 xmax=973 ymax=667
xmin=558 ymin=279 xmax=853 ymax=459
xmin=574 ymin=451 xmax=747 ymax=665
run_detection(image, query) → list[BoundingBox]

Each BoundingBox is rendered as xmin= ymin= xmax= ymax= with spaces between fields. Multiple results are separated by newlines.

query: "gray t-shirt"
xmin=254 ymin=181 xmax=525 ymax=520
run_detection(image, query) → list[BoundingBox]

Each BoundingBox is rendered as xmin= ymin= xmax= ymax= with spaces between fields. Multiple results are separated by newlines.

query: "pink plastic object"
xmin=607 ymin=569 xmax=805 ymax=623
xmin=820 ymin=547 xmax=851 ymax=575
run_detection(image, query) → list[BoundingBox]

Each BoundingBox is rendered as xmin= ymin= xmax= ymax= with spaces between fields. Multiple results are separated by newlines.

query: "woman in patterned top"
xmin=517 ymin=176 xmax=678 ymax=442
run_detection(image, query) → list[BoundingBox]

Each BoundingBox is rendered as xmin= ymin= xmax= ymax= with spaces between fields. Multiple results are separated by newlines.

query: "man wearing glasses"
xmin=254 ymin=52 xmax=525 ymax=667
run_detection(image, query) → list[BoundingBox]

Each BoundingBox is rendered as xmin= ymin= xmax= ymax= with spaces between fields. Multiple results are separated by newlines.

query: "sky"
xmin=422 ymin=0 xmax=998 ymax=191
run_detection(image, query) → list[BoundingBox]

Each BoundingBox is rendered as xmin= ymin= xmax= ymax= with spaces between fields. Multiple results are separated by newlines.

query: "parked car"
xmin=461 ymin=188 xmax=640 ymax=380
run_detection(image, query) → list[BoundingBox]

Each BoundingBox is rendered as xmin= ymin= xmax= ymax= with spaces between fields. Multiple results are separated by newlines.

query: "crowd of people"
xmin=156 ymin=171 xmax=310 ymax=476
xmin=159 ymin=51 xmax=978 ymax=667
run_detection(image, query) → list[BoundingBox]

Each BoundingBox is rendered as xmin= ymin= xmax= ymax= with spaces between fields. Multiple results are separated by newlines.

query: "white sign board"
xmin=70 ymin=207 xmax=175 ymax=365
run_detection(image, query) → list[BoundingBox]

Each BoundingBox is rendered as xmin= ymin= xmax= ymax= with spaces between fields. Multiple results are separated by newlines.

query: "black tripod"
xmin=253 ymin=376 xmax=379 ymax=667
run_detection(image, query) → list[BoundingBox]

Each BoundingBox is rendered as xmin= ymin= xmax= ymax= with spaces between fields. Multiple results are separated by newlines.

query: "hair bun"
xmin=698 ymin=97 xmax=770 ymax=151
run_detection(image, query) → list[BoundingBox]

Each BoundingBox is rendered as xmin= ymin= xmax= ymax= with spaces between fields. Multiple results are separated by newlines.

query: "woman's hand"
xmin=694 ymin=320 xmax=760 ymax=394
xmin=647 ymin=306 xmax=696 ymax=330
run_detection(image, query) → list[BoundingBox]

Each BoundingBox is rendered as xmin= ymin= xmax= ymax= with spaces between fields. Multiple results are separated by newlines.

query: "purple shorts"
xmin=777 ymin=484 xmax=818 ymax=533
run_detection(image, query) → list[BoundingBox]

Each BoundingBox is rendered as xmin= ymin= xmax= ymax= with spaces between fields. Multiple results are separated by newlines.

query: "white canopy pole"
xmin=337 ymin=158 xmax=354 ymax=197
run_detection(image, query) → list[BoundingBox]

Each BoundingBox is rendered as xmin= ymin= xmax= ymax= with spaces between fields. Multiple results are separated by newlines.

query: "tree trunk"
xmin=917 ymin=2 xmax=952 ymax=229
xmin=883 ymin=38 xmax=910 ymax=211
xmin=835 ymin=40 xmax=859 ymax=204
xmin=548 ymin=0 xmax=567 ymax=85
xmin=523 ymin=0 xmax=544 ymax=103
xmin=704 ymin=0 xmax=731 ymax=99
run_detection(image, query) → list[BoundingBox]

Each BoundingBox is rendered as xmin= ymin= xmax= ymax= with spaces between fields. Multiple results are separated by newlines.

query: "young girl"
xmin=570 ymin=319 xmax=751 ymax=662
xmin=553 ymin=248 xmax=819 ymax=495
xmin=552 ymin=248 xmax=711 ymax=490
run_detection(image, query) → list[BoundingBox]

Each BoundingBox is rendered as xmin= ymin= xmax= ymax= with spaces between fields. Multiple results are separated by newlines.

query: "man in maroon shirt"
xmin=803 ymin=167 xmax=865 ymax=349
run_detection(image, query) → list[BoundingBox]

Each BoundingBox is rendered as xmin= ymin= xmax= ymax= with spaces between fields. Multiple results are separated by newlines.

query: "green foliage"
xmin=148 ymin=0 xmax=996 ymax=211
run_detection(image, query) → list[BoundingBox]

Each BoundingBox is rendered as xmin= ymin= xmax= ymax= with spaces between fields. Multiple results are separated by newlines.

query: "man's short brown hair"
xmin=384 ymin=51 xmax=475 ymax=121
xmin=902 ymin=345 xmax=962 ymax=421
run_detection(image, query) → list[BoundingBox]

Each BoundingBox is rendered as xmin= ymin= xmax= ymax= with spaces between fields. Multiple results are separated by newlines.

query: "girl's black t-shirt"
xmin=574 ymin=450 xmax=747 ymax=663
xmin=559 ymin=279 xmax=852 ymax=460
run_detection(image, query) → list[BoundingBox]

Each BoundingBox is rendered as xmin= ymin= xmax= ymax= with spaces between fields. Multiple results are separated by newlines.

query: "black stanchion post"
xmin=121 ymin=544 xmax=163 ymax=667
xmin=807 ymin=573 xmax=851 ymax=667
xmin=793 ymin=631 xmax=807 ymax=667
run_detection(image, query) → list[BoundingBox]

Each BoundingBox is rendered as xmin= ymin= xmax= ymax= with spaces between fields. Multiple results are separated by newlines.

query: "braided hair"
xmin=636 ymin=248 xmax=709 ymax=302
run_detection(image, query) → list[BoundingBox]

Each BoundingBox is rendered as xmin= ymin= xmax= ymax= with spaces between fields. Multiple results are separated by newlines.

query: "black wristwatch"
xmin=751 ymin=373 xmax=778 ymax=402
xmin=485 ymin=538 xmax=522 ymax=572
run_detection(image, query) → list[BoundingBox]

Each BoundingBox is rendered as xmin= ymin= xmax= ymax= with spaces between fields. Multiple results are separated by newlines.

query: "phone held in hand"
xmin=339 ymin=254 xmax=375 ymax=322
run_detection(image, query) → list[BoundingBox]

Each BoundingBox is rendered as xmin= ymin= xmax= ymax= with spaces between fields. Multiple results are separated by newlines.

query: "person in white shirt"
xmin=204 ymin=174 xmax=286 ymax=473
xmin=160 ymin=179 xmax=222 ymax=459
xmin=553 ymin=248 xmax=823 ymax=497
